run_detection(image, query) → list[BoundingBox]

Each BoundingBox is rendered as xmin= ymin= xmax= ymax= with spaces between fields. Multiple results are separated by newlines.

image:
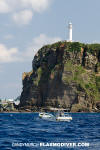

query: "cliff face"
xmin=20 ymin=41 xmax=100 ymax=112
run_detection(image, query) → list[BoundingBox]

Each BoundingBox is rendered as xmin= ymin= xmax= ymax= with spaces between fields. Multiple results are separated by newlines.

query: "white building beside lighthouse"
xmin=68 ymin=22 xmax=72 ymax=42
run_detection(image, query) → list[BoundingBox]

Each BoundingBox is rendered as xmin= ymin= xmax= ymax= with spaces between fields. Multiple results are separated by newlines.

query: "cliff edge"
xmin=19 ymin=41 xmax=100 ymax=112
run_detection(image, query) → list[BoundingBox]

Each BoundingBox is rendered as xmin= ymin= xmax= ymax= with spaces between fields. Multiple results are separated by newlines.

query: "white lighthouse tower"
xmin=68 ymin=22 xmax=72 ymax=42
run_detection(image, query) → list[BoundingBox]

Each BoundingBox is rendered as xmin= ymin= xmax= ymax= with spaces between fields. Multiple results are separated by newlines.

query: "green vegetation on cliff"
xmin=63 ymin=61 xmax=100 ymax=102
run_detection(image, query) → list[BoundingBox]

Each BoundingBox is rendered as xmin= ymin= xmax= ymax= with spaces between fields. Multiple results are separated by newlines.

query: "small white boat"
xmin=39 ymin=111 xmax=72 ymax=122
xmin=56 ymin=112 xmax=72 ymax=121
xmin=39 ymin=112 xmax=54 ymax=119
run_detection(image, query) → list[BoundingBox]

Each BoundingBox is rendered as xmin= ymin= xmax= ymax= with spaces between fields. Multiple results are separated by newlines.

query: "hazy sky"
xmin=0 ymin=0 xmax=100 ymax=99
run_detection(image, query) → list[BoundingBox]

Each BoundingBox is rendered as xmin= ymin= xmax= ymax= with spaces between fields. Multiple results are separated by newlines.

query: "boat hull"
xmin=56 ymin=116 xmax=72 ymax=121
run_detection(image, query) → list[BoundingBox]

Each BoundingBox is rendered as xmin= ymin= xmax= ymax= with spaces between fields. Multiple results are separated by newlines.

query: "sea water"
xmin=0 ymin=113 xmax=100 ymax=150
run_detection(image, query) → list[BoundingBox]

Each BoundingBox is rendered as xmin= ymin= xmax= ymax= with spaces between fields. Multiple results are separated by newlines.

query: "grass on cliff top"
xmin=51 ymin=41 xmax=84 ymax=52
xmin=36 ymin=41 xmax=100 ymax=61
xmin=43 ymin=41 xmax=100 ymax=52
xmin=62 ymin=61 xmax=100 ymax=101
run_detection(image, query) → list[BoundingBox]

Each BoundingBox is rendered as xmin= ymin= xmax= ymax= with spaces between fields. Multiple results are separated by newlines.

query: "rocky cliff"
xmin=20 ymin=41 xmax=100 ymax=112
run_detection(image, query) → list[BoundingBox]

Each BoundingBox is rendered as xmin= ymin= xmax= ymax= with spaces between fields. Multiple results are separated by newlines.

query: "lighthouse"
xmin=68 ymin=22 xmax=72 ymax=42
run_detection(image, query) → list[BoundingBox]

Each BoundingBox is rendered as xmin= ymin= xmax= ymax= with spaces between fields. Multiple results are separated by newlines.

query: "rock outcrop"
xmin=19 ymin=41 xmax=100 ymax=112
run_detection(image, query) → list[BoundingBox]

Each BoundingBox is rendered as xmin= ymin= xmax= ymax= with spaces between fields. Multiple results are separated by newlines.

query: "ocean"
xmin=0 ymin=113 xmax=100 ymax=150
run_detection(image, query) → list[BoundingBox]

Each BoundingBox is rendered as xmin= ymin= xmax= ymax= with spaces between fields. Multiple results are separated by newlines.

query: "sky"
xmin=0 ymin=0 xmax=100 ymax=99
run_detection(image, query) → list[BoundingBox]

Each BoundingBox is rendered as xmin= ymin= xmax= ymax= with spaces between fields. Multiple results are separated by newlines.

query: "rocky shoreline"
xmin=0 ymin=108 xmax=100 ymax=113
